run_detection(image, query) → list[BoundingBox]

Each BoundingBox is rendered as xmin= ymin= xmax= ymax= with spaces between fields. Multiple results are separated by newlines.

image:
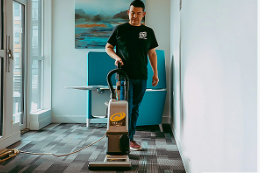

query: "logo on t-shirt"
xmin=139 ymin=32 xmax=147 ymax=39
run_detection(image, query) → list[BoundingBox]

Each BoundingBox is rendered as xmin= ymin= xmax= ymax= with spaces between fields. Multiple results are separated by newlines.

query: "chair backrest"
xmin=87 ymin=50 xmax=166 ymax=89
xmin=87 ymin=52 xmax=116 ymax=86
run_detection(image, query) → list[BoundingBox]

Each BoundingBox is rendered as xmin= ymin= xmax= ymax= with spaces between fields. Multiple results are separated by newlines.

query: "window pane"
xmin=14 ymin=52 xmax=20 ymax=73
xmin=31 ymin=60 xmax=41 ymax=112
xmin=14 ymin=3 xmax=20 ymax=16
xmin=30 ymin=0 xmax=43 ymax=113
xmin=32 ymin=0 xmax=38 ymax=20
xmin=31 ymin=0 xmax=42 ymax=57
xmin=13 ymin=1 xmax=25 ymax=124
xmin=14 ymin=24 xmax=20 ymax=44
xmin=32 ymin=26 xmax=38 ymax=56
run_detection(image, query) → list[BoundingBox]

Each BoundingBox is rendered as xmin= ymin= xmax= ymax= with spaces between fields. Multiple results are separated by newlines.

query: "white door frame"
xmin=0 ymin=0 xmax=5 ymax=137
xmin=0 ymin=0 xmax=21 ymax=150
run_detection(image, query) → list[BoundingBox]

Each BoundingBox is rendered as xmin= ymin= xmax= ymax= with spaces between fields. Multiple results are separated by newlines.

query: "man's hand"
xmin=152 ymin=75 xmax=159 ymax=86
xmin=105 ymin=43 xmax=124 ymax=66
xmin=115 ymin=58 xmax=124 ymax=66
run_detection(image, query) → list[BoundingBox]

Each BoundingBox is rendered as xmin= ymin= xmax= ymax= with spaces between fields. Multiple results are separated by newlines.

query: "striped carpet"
xmin=0 ymin=123 xmax=186 ymax=173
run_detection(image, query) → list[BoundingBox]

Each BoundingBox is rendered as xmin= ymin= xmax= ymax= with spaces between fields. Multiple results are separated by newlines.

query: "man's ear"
xmin=127 ymin=9 xmax=129 ymax=15
xmin=143 ymin=11 xmax=146 ymax=17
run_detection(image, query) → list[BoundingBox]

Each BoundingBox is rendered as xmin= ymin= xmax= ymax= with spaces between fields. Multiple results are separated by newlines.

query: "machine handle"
xmin=117 ymin=62 xmax=121 ymax=69
xmin=116 ymin=62 xmax=122 ymax=81
xmin=107 ymin=69 xmax=129 ymax=100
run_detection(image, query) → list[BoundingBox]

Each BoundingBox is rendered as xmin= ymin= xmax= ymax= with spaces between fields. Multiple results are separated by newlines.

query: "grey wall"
xmin=52 ymin=0 xmax=171 ymax=123
xmin=170 ymin=0 xmax=257 ymax=172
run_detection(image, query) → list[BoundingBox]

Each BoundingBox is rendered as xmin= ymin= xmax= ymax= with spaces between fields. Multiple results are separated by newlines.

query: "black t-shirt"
xmin=107 ymin=23 xmax=158 ymax=80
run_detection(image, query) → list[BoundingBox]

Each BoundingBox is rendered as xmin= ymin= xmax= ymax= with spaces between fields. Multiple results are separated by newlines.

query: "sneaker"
xmin=130 ymin=141 xmax=142 ymax=151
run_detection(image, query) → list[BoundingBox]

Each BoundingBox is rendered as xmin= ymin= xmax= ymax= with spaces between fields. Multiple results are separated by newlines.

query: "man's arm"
xmin=148 ymin=48 xmax=159 ymax=86
xmin=105 ymin=43 xmax=124 ymax=66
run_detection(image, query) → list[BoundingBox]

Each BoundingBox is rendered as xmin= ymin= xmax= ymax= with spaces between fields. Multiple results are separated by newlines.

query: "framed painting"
xmin=75 ymin=0 xmax=145 ymax=49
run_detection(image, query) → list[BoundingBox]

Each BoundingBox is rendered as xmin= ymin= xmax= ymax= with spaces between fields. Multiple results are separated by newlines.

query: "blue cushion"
xmin=137 ymin=90 xmax=167 ymax=126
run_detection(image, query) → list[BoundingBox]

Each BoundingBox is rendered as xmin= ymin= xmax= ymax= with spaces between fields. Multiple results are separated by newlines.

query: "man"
xmin=105 ymin=0 xmax=159 ymax=151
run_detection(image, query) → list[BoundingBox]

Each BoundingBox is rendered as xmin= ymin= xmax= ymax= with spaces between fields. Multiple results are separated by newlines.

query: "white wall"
xmin=171 ymin=0 xmax=257 ymax=172
xmin=170 ymin=0 xmax=182 ymax=145
xmin=146 ymin=0 xmax=171 ymax=123
xmin=52 ymin=0 xmax=90 ymax=123
xmin=52 ymin=0 xmax=171 ymax=123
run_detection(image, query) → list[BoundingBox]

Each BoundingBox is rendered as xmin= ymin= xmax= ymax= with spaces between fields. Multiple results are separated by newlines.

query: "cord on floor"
xmin=0 ymin=133 xmax=106 ymax=163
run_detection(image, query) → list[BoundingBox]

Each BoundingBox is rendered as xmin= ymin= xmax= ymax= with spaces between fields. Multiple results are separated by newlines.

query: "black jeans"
xmin=120 ymin=79 xmax=147 ymax=141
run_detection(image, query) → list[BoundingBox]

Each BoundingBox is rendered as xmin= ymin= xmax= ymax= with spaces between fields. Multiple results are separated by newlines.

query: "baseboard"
xmin=30 ymin=110 xmax=52 ymax=130
xmin=0 ymin=131 xmax=21 ymax=150
xmin=171 ymin=124 xmax=189 ymax=173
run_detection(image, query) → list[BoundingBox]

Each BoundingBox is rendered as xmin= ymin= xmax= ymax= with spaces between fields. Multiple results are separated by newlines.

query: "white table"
xmin=65 ymin=85 xmax=115 ymax=127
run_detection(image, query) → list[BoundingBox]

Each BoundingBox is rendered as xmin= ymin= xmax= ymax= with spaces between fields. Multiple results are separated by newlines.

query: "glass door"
xmin=0 ymin=0 xmax=4 ymax=136
xmin=12 ymin=0 xmax=26 ymax=129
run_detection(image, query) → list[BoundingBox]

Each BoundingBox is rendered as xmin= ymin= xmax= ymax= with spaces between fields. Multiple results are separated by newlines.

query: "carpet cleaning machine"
xmin=88 ymin=64 xmax=131 ymax=170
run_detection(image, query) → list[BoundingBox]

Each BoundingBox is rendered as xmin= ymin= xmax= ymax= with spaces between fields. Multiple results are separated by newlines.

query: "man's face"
xmin=127 ymin=5 xmax=146 ymax=26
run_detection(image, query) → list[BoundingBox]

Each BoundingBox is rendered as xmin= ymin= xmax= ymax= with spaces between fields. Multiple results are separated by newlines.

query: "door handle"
xmin=6 ymin=35 xmax=13 ymax=72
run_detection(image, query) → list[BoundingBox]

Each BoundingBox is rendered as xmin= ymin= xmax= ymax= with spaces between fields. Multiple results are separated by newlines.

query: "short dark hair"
xmin=130 ymin=0 xmax=145 ymax=11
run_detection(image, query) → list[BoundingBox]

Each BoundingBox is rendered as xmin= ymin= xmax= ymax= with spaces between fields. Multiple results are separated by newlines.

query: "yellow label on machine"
xmin=110 ymin=112 xmax=126 ymax=122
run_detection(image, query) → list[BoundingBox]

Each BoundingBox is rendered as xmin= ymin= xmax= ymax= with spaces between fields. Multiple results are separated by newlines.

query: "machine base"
xmin=88 ymin=155 xmax=131 ymax=170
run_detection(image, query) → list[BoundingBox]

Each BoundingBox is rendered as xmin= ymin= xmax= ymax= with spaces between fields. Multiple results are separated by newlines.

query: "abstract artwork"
xmin=75 ymin=0 xmax=145 ymax=49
